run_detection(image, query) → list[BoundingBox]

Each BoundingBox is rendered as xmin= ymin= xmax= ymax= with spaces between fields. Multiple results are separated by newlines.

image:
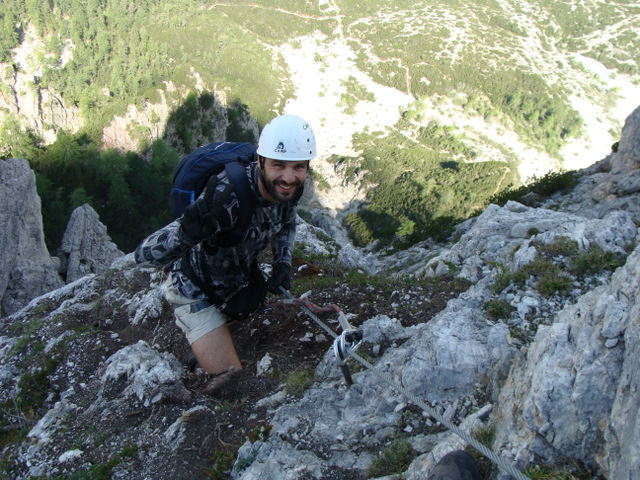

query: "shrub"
xmin=522 ymin=259 xmax=560 ymax=277
xmin=536 ymin=236 xmax=579 ymax=257
xmin=367 ymin=439 xmax=417 ymax=477
xmin=569 ymin=245 xmax=624 ymax=276
xmin=310 ymin=167 xmax=331 ymax=192
xmin=493 ymin=266 xmax=527 ymax=293
xmin=490 ymin=170 xmax=578 ymax=206
xmin=483 ymin=299 xmax=514 ymax=320
xmin=206 ymin=448 xmax=237 ymax=480
xmin=344 ymin=212 xmax=376 ymax=247
xmin=538 ymin=273 xmax=572 ymax=297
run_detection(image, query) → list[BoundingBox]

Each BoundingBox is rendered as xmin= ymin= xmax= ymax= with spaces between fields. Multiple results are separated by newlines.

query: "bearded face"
xmin=258 ymin=157 xmax=309 ymax=202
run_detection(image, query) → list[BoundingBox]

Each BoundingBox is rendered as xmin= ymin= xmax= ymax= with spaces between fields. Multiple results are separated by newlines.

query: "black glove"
xmin=266 ymin=263 xmax=291 ymax=294
xmin=222 ymin=266 xmax=267 ymax=320
xmin=179 ymin=175 xmax=232 ymax=245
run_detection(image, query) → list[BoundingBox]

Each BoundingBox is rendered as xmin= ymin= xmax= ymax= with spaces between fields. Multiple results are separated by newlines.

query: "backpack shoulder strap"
xmin=225 ymin=160 xmax=254 ymax=228
xmin=215 ymin=159 xmax=256 ymax=247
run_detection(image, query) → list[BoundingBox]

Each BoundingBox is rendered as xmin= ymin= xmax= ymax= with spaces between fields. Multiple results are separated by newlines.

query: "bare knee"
xmin=191 ymin=324 xmax=242 ymax=375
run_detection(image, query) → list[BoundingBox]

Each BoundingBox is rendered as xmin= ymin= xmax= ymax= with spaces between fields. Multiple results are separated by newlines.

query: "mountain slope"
xmin=0 ymin=104 xmax=639 ymax=479
xmin=2 ymin=1 xmax=639 ymax=252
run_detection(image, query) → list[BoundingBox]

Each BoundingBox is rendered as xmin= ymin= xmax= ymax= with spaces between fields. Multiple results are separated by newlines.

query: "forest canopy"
xmin=30 ymin=132 xmax=179 ymax=253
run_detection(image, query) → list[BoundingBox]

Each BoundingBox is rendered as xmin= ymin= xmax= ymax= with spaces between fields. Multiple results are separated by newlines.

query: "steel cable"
xmin=280 ymin=288 xmax=530 ymax=480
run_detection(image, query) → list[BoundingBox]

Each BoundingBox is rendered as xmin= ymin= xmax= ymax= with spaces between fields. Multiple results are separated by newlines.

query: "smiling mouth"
xmin=276 ymin=182 xmax=297 ymax=193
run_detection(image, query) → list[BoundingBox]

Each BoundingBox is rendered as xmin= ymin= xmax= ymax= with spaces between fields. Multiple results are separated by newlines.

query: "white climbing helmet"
xmin=257 ymin=114 xmax=316 ymax=161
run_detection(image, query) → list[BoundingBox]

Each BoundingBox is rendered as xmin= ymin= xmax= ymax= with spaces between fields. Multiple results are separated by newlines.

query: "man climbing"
xmin=134 ymin=114 xmax=315 ymax=385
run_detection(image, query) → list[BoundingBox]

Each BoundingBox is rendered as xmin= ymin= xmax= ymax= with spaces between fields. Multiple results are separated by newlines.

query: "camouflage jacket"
xmin=134 ymin=162 xmax=296 ymax=299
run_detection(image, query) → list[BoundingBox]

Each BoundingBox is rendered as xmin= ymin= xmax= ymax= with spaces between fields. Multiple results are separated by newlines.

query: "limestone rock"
xmin=492 ymin=245 xmax=640 ymax=475
xmin=612 ymin=104 xmax=640 ymax=175
xmin=0 ymin=158 xmax=63 ymax=317
xmin=415 ymin=202 xmax=636 ymax=282
xmin=0 ymin=25 xmax=81 ymax=144
xmin=603 ymin=293 xmax=640 ymax=478
xmin=58 ymin=204 xmax=123 ymax=282
xmin=554 ymin=104 xmax=640 ymax=222
xmin=97 ymin=341 xmax=184 ymax=408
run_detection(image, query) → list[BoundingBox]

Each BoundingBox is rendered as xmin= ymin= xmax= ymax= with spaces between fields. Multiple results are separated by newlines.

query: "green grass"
xmin=8 ymin=318 xmax=45 ymax=357
xmin=284 ymin=368 xmax=314 ymax=396
xmin=492 ymin=265 xmax=527 ymax=293
xmin=466 ymin=424 xmax=496 ymax=479
xmin=524 ymin=464 xmax=578 ymax=480
xmin=367 ymin=439 xmax=418 ymax=478
xmin=537 ymin=273 xmax=573 ymax=297
xmin=569 ymin=245 xmax=625 ymax=277
xmin=535 ymin=236 xmax=579 ymax=257
xmin=483 ymin=299 xmax=514 ymax=320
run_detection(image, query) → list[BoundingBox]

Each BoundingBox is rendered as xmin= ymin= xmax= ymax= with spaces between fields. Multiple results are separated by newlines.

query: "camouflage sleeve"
xmin=272 ymin=203 xmax=297 ymax=266
xmin=134 ymin=219 xmax=191 ymax=266
xmin=134 ymin=174 xmax=239 ymax=267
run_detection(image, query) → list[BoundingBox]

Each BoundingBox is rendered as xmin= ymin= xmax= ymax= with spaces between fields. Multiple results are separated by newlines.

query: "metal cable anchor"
xmin=332 ymin=313 xmax=363 ymax=386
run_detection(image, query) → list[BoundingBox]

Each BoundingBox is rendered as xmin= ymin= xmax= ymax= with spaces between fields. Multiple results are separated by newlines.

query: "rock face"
xmin=493 ymin=245 xmax=640 ymax=477
xmin=612 ymin=104 xmax=640 ymax=176
xmin=58 ymin=204 xmax=123 ymax=282
xmin=0 ymin=158 xmax=63 ymax=317
xmin=486 ymin=106 xmax=640 ymax=480
xmin=0 ymin=26 xmax=81 ymax=144
xmin=555 ymin=104 xmax=640 ymax=222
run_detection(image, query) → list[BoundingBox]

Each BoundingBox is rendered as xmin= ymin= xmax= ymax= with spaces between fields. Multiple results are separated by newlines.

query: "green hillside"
xmin=1 ymin=0 xmax=638 ymax=251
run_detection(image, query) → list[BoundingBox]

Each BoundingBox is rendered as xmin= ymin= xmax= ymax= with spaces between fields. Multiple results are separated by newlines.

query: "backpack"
xmin=170 ymin=141 xmax=258 ymax=245
xmin=171 ymin=141 xmax=257 ymax=217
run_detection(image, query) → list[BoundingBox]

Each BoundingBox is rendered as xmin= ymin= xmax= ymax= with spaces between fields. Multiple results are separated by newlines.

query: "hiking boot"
xmin=197 ymin=366 xmax=242 ymax=395
xmin=427 ymin=450 xmax=481 ymax=480
xmin=149 ymin=382 xmax=192 ymax=405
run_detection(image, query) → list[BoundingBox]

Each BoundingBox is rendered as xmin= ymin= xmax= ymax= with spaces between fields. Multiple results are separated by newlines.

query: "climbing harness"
xmin=279 ymin=287 xmax=530 ymax=480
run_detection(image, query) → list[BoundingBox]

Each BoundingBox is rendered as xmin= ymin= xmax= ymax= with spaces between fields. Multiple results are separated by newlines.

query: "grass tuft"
xmin=367 ymin=439 xmax=418 ymax=478
xmin=284 ymin=368 xmax=314 ymax=396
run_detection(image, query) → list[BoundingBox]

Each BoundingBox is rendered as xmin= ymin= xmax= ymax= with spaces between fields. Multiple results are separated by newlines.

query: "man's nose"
xmin=281 ymin=166 xmax=297 ymax=183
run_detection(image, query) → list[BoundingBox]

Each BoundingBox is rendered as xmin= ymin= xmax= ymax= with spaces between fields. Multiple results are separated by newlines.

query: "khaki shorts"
xmin=162 ymin=277 xmax=228 ymax=344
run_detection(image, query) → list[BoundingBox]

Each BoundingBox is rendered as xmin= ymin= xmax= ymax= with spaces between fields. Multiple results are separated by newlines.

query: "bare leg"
xmin=190 ymin=323 xmax=242 ymax=375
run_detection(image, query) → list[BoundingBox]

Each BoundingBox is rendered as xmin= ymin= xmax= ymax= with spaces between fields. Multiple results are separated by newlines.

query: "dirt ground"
xmin=0 ymin=253 xmax=469 ymax=480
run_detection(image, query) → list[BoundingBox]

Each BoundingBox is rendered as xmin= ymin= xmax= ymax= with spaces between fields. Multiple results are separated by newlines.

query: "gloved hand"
xmin=266 ymin=263 xmax=291 ymax=294
xmin=179 ymin=175 xmax=232 ymax=246
xmin=222 ymin=266 xmax=267 ymax=320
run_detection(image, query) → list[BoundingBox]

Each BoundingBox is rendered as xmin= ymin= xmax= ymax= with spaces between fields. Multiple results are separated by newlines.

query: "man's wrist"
xmin=177 ymin=225 xmax=198 ymax=247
